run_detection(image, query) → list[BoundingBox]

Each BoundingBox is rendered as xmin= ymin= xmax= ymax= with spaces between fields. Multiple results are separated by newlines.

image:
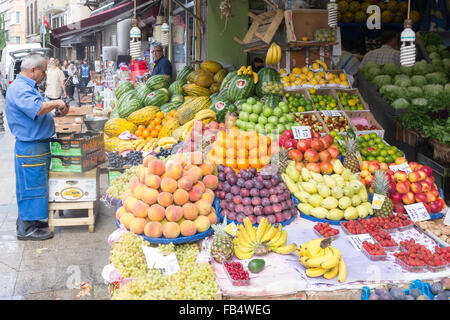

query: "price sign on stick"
xmin=292 ymin=126 xmax=312 ymax=139
xmin=389 ymin=162 xmax=412 ymax=174
xmin=141 ymin=247 xmax=165 ymax=269
xmin=404 ymin=202 xmax=431 ymax=223
xmin=322 ymin=110 xmax=342 ymax=117
xmin=371 ymin=193 xmax=386 ymax=210
xmin=346 ymin=234 xmax=375 ymax=251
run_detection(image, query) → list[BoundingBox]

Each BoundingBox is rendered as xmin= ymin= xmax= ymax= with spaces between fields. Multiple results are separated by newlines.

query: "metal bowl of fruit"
xmin=83 ymin=115 xmax=108 ymax=132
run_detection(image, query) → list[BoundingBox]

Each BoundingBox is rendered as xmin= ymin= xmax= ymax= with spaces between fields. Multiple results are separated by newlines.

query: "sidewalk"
xmin=0 ymin=94 xmax=114 ymax=300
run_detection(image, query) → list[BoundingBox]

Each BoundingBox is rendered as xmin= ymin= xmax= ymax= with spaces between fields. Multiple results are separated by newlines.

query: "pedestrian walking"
xmin=45 ymin=59 xmax=66 ymax=100
xmin=4 ymin=53 xmax=69 ymax=241
xmin=65 ymin=61 xmax=78 ymax=101
xmin=79 ymin=59 xmax=90 ymax=88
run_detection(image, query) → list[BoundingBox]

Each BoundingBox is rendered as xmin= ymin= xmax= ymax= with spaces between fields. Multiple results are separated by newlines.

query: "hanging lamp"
xmin=327 ymin=0 xmax=338 ymax=28
xmin=129 ymin=0 xmax=142 ymax=60
xmin=400 ymin=0 xmax=416 ymax=67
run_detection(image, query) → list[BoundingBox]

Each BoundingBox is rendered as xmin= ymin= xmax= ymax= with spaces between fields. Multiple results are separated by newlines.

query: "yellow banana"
xmin=303 ymin=247 xmax=334 ymax=268
xmin=320 ymin=247 xmax=342 ymax=270
xmin=195 ymin=110 xmax=216 ymax=121
xmin=255 ymin=218 xmax=268 ymax=242
xmin=234 ymin=246 xmax=254 ymax=260
xmin=299 ymin=256 xmax=309 ymax=267
xmin=266 ymin=45 xmax=274 ymax=65
xmin=338 ymin=257 xmax=347 ymax=283
xmin=236 ymin=224 xmax=252 ymax=245
xmin=271 ymin=243 xmax=297 ymax=254
xmin=266 ymin=228 xmax=284 ymax=247
xmin=260 ymin=225 xmax=278 ymax=243
xmin=275 ymin=43 xmax=282 ymax=64
xmin=323 ymin=264 xmax=339 ymax=279
xmin=269 ymin=230 xmax=288 ymax=248
xmin=243 ymin=218 xmax=256 ymax=243
xmin=235 ymin=236 xmax=255 ymax=253
xmin=305 ymin=267 xmax=327 ymax=277
xmin=136 ymin=142 xmax=146 ymax=151
xmin=314 ymin=59 xmax=328 ymax=71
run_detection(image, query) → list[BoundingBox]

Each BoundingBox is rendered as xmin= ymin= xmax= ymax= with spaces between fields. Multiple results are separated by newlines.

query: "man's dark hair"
xmin=380 ymin=31 xmax=399 ymax=45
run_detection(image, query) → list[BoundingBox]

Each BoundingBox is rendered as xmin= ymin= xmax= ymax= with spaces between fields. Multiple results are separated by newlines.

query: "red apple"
xmin=410 ymin=182 xmax=423 ymax=194
xmin=282 ymin=129 xmax=294 ymax=139
xmin=288 ymin=149 xmax=303 ymax=162
xmin=278 ymin=135 xmax=287 ymax=147
xmin=420 ymin=181 xmax=432 ymax=193
xmin=311 ymin=131 xmax=321 ymax=139
xmin=402 ymin=192 xmax=415 ymax=205
xmin=311 ymin=139 xmax=325 ymax=152
xmin=322 ymin=134 xmax=334 ymax=148
xmin=425 ymin=176 xmax=435 ymax=186
xmin=429 ymin=201 xmax=441 ymax=213
xmin=388 ymin=181 xmax=397 ymax=194
xmin=285 ymin=139 xmax=298 ymax=150
xmin=425 ymin=192 xmax=437 ymax=203
xmin=386 ymin=169 xmax=395 ymax=176
xmin=327 ymin=146 xmax=339 ymax=159
xmin=393 ymin=171 xmax=408 ymax=182
xmin=304 ymin=149 xmax=319 ymax=163
xmin=306 ymin=162 xmax=321 ymax=173
xmin=368 ymin=162 xmax=381 ymax=174
xmin=364 ymin=176 xmax=374 ymax=187
xmin=295 ymin=162 xmax=305 ymax=172
xmin=395 ymin=181 xmax=410 ymax=194
xmin=421 ymin=166 xmax=433 ymax=177
xmin=318 ymin=150 xmax=332 ymax=162
xmin=393 ymin=202 xmax=406 ymax=214
xmin=360 ymin=161 xmax=370 ymax=171
xmin=320 ymin=162 xmax=333 ymax=175
xmin=297 ymin=139 xmax=311 ymax=153
xmin=422 ymin=203 xmax=431 ymax=214
xmin=437 ymin=198 xmax=445 ymax=211
xmin=416 ymin=170 xmax=427 ymax=182
xmin=390 ymin=192 xmax=403 ymax=203
xmin=414 ymin=192 xmax=428 ymax=204
xmin=431 ymin=189 xmax=440 ymax=198
xmin=409 ymin=162 xmax=419 ymax=171
xmin=408 ymin=172 xmax=421 ymax=183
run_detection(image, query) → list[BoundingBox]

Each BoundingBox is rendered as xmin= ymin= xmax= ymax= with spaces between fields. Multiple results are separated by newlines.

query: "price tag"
xmin=356 ymin=151 xmax=363 ymax=164
xmin=389 ymin=162 xmax=412 ymax=174
xmin=321 ymin=110 xmax=342 ymax=117
xmin=404 ymin=202 xmax=431 ymax=223
xmin=346 ymin=234 xmax=375 ymax=251
xmin=292 ymin=126 xmax=312 ymax=139
xmin=371 ymin=193 xmax=386 ymax=210
xmin=160 ymin=253 xmax=181 ymax=276
xmin=443 ymin=207 xmax=450 ymax=227
xmin=224 ymin=222 xmax=238 ymax=237
xmin=141 ymin=246 xmax=166 ymax=269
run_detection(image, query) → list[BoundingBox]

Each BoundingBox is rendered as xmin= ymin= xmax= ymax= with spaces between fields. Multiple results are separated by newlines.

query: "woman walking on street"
xmin=65 ymin=61 xmax=77 ymax=101
xmin=45 ymin=59 xmax=66 ymax=100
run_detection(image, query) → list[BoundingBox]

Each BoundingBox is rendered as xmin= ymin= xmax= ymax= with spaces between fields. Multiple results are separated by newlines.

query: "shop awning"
xmin=51 ymin=0 xmax=158 ymax=39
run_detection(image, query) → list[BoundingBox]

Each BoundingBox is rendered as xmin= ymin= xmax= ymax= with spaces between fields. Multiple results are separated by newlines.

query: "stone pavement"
xmin=0 ymin=94 xmax=115 ymax=300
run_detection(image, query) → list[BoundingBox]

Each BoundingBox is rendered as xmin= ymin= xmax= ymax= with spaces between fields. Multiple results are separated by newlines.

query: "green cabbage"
xmin=399 ymin=65 xmax=413 ymax=76
xmin=364 ymin=66 xmax=382 ymax=81
xmin=429 ymin=52 xmax=442 ymax=61
xmin=413 ymin=60 xmax=432 ymax=75
xmin=372 ymin=74 xmax=392 ymax=89
xmin=443 ymin=58 xmax=450 ymax=71
xmin=445 ymin=83 xmax=450 ymax=95
xmin=379 ymin=85 xmax=407 ymax=103
xmin=360 ymin=62 xmax=379 ymax=74
xmin=437 ymin=44 xmax=446 ymax=52
xmin=406 ymin=86 xmax=424 ymax=99
xmin=381 ymin=62 xmax=400 ymax=76
xmin=394 ymin=77 xmax=412 ymax=88
xmin=423 ymin=84 xmax=444 ymax=98
xmin=411 ymin=75 xmax=427 ymax=87
xmin=426 ymin=45 xmax=437 ymax=53
xmin=392 ymin=98 xmax=410 ymax=109
xmin=411 ymin=98 xmax=428 ymax=108
xmin=425 ymin=72 xmax=447 ymax=85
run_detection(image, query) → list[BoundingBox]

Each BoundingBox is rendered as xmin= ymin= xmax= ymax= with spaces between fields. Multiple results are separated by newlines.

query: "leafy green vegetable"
xmin=364 ymin=66 xmax=382 ymax=81
xmin=421 ymin=32 xmax=443 ymax=47
xmin=425 ymin=72 xmax=447 ymax=85
xmin=406 ymin=86 xmax=423 ymax=99
xmin=411 ymin=97 xmax=428 ymax=108
xmin=372 ymin=74 xmax=392 ymax=89
xmin=412 ymin=60 xmax=432 ymax=75
xmin=394 ymin=77 xmax=412 ymax=88
xmin=381 ymin=62 xmax=400 ymax=77
xmin=410 ymin=75 xmax=427 ymax=87
xmin=392 ymin=98 xmax=410 ymax=109
xmin=422 ymin=117 xmax=450 ymax=145
xmin=429 ymin=52 xmax=442 ymax=61
xmin=379 ymin=85 xmax=406 ymax=103
xmin=423 ymin=84 xmax=444 ymax=98
xmin=426 ymin=44 xmax=437 ymax=53
xmin=398 ymin=105 xmax=432 ymax=130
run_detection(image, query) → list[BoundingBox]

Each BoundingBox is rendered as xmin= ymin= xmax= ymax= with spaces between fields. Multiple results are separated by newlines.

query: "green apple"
xmin=239 ymin=111 xmax=249 ymax=122
xmin=246 ymin=122 xmax=255 ymax=131
xmin=255 ymin=123 xmax=265 ymax=133
xmin=285 ymin=122 xmax=293 ymax=130
xmin=258 ymin=115 xmax=268 ymax=124
xmin=235 ymin=119 xmax=244 ymax=129
xmin=265 ymin=123 xmax=275 ymax=133
xmin=276 ymin=123 xmax=285 ymax=133
xmin=252 ymin=103 xmax=263 ymax=115
xmin=278 ymin=115 xmax=287 ymax=124
xmin=262 ymin=106 xmax=273 ymax=117
xmin=268 ymin=115 xmax=278 ymax=125
xmin=249 ymin=113 xmax=259 ymax=123
xmin=273 ymin=107 xmax=283 ymax=117
xmin=246 ymin=97 xmax=257 ymax=105
xmin=286 ymin=113 xmax=295 ymax=123
xmin=241 ymin=103 xmax=253 ymax=114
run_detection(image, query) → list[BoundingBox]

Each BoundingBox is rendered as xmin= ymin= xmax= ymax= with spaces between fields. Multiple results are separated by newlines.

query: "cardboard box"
xmin=284 ymin=9 xmax=329 ymax=43
xmin=51 ymin=149 xmax=106 ymax=173
xmin=54 ymin=115 xmax=84 ymax=133
xmin=346 ymin=111 xmax=385 ymax=139
xmin=48 ymin=168 xmax=99 ymax=202
xmin=51 ymin=132 xmax=104 ymax=157
xmin=66 ymin=105 xmax=93 ymax=116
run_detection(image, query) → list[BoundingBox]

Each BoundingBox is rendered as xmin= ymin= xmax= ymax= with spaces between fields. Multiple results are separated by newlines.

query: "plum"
xmin=374 ymin=287 xmax=388 ymax=296
xmin=223 ymin=182 xmax=231 ymax=192
xmin=242 ymin=197 xmax=252 ymax=206
xmin=227 ymin=202 xmax=235 ymax=212
xmin=256 ymin=175 xmax=264 ymax=183
xmin=269 ymin=194 xmax=279 ymax=204
xmin=267 ymin=214 xmax=276 ymax=224
xmin=389 ymin=287 xmax=406 ymax=300
xmin=250 ymin=188 xmax=260 ymax=197
xmin=280 ymin=201 xmax=288 ymax=211
xmin=259 ymin=189 xmax=270 ymax=198
xmin=217 ymin=164 xmax=225 ymax=172
xmin=253 ymin=205 xmax=263 ymax=216
xmin=251 ymin=197 xmax=261 ymax=206
xmin=218 ymin=191 xmax=226 ymax=200
xmin=235 ymin=204 xmax=244 ymax=213
xmin=256 ymin=215 xmax=265 ymax=224
xmin=254 ymin=181 xmax=264 ymax=190
xmin=249 ymin=167 xmax=257 ymax=176
xmin=248 ymin=214 xmax=257 ymax=224
xmin=244 ymin=180 xmax=254 ymax=189
xmin=222 ymin=209 xmax=230 ymax=217
xmin=228 ymin=211 xmax=236 ymax=221
xmin=220 ymin=200 xmax=227 ymax=208
xmin=271 ymin=178 xmax=279 ymax=186
xmin=287 ymin=199 xmax=294 ymax=207
xmin=431 ymin=282 xmax=443 ymax=295
xmin=241 ymin=188 xmax=250 ymax=197
xmin=379 ymin=293 xmax=393 ymax=300
xmin=228 ymin=175 xmax=237 ymax=186
xmin=269 ymin=187 xmax=277 ymax=195
xmin=272 ymin=203 xmax=282 ymax=213
xmin=275 ymin=213 xmax=284 ymax=223
xmin=237 ymin=178 xmax=245 ymax=188
xmin=225 ymin=193 xmax=233 ymax=201
xmin=236 ymin=213 xmax=245 ymax=223
xmin=218 ymin=172 xmax=226 ymax=182
xmin=434 ymin=293 xmax=449 ymax=300
xmin=263 ymin=180 xmax=272 ymax=189
xmin=233 ymin=195 xmax=242 ymax=205
xmin=244 ymin=205 xmax=254 ymax=215
xmin=283 ymin=211 xmax=292 ymax=221
xmin=231 ymin=185 xmax=241 ymax=195
xmin=261 ymin=198 xmax=271 ymax=207
xmin=263 ymin=205 xmax=273 ymax=215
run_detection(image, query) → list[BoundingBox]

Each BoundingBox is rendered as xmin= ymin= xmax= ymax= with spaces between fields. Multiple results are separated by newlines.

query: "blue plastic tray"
xmin=114 ymin=201 xmax=214 ymax=244
xmin=361 ymin=279 xmax=435 ymax=300
xmin=213 ymin=197 xmax=296 ymax=227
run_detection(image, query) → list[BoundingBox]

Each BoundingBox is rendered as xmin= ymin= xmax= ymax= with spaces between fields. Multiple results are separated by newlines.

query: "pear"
xmin=298 ymin=203 xmax=314 ymax=215
xmin=311 ymin=172 xmax=324 ymax=183
xmin=338 ymin=196 xmax=352 ymax=210
xmin=332 ymin=159 xmax=344 ymax=175
xmin=308 ymin=194 xmax=324 ymax=208
xmin=301 ymin=168 xmax=312 ymax=182
xmin=318 ymin=183 xmax=331 ymax=198
xmin=323 ymin=175 xmax=337 ymax=189
xmin=327 ymin=208 xmax=345 ymax=221
xmin=286 ymin=165 xmax=301 ymax=183
xmin=343 ymin=185 xmax=355 ymax=198
xmin=301 ymin=182 xmax=317 ymax=194
xmin=331 ymin=186 xmax=344 ymax=199
xmin=356 ymin=204 xmax=369 ymax=218
xmin=341 ymin=168 xmax=352 ymax=181
xmin=358 ymin=187 xmax=369 ymax=202
xmin=350 ymin=180 xmax=363 ymax=193
xmin=310 ymin=207 xmax=329 ymax=219
xmin=321 ymin=197 xmax=339 ymax=210
xmin=351 ymin=195 xmax=361 ymax=207
xmin=295 ymin=191 xmax=311 ymax=203
xmin=282 ymin=173 xmax=299 ymax=193
xmin=344 ymin=207 xmax=359 ymax=220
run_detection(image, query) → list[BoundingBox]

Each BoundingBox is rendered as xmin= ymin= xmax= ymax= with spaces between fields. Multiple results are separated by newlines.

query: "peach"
xmin=402 ymin=192 xmax=415 ymax=205
xmin=121 ymin=190 xmax=132 ymax=203
xmin=194 ymin=215 xmax=211 ymax=233
xmin=166 ymin=162 xmax=183 ymax=180
xmin=136 ymin=165 xmax=144 ymax=178
xmin=188 ymin=186 xmax=203 ymax=202
xmin=129 ymin=217 xmax=147 ymax=234
xmin=426 ymin=191 xmax=437 ymax=203
xmin=207 ymin=210 xmax=217 ymax=225
xmin=410 ymin=182 xmax=423 ymax=194
xmin=139 ymin=170 xmax=147 ymax=184
xmin=132 ymin=200 xmax=150 ymax=218
xmin=145 ymin=174 xmax=161 ymax=189
xmin=160 ymin=177 xmax=178 ymax=193
xmin=143 ymin=155 xmax=157 ymax=168
xmin=173 ymin=189 xmax=189 ymax=206
xmin=124 ymin=196 xmax=138 ymax=212
xmin=133 ymin=183 xmax=146 ymax=200
xmin=200 ymin=162 xmax=215 ymax=176
xmin=144 ymin=221 xmax=163 ymax=238
xmin=119 ymin=212 xmax=135 ymax=229
xmin=195 ymin=199 xmax=212 ymax=216
xmin=393 ymin=171 xmax=407 ymax=182
xmin=177 ymin=176 xmax=194 ymax=191
xmin=201 ymin=188 xmax=215 ymax=204
xmin=179 ymin=220 xmax=197 ymax=237
xmin=421 ymin=181 xmax=432 ymax=192
xmin=395 ymin=181 xmax=410 ymax=195
xmin=141 ymin=187 xmax=159 ymax=205
xmin=130 ymin=176 xmax=140 ymax=193
xmin=182 ymin=203 xmax=199 ymax=220
xmin=162 ymin=221 xmax=181 ymax=238
xmin=115 ymin=206 xmax=127 ymax=220
xmin=148 ymin=159 xmax=165 ymax=175
xmin=188 ymin=166 xmax=203 ymax=181
xmin=157 ymin=192 xmax=173 ymax=208
xmin=194 ymin=181 xmax=206 ymax=193
xmin=202 ymin=175 xmax=218 ymax=190
xmin=165 ymin=205 xmax=183 ymax=222
xmin=408 ymin=172 xmax=420 ymax=183
xmin=148 ymin=204 xmax=166 ymax=222
xmin=182 ymin=170 xmax=198 ymax=185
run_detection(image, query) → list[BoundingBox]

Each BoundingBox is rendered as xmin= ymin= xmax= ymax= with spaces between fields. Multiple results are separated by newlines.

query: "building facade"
xmin=0 ymin=0 xmax=27 ymax=45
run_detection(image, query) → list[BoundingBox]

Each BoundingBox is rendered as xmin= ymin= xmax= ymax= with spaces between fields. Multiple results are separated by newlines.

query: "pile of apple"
xmin=359 ymin=159 xmax=407 ymax=189
xmin=387 ymin=162 xmax=446 ymax=215
xmin=278 ymin=129 xmax=339 ymax=175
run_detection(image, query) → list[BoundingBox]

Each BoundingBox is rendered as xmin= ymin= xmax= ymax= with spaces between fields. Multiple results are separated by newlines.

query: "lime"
xmin=330 ymin=130 xmax=337 ymax=137
xmin=376 ymin=156 xmax=385 ymax=163
xmin=298 ymin=106 xmax=305 ymax=112
xmin=368 ymin=140 xmax=375 ymax=147
xmin=367 ymin=156 xmax=375 ymax=161
xmin=374 ymin=137 xmax=382 ymax=144
xmin=361 ymin=149 xmax=369 ymax=157
xmin=370 ymin=149 xmax=379 ymax=157
xmin=364 ymin=134 xmax=371 ymax=141
xmin=395 ymin=151 xmax=404 ymax=158
xmin=379 ymin=150 xmax=388 ymax=157
xmin=369 ymin=132 xmax=377 ymax=139
xmin=384 ymin=156 xmax=393 ymax=163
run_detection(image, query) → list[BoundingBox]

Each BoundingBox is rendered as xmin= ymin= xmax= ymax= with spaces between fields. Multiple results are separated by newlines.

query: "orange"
xmin=156 ymin=111 xmax=164 ymax=119
xmin=237 ymin=148 xmax=249 ymax=159
xmin=150 ymin=130 xmax=158 ymax=138
xmin=147 ymin=124 xmax=155 ymax=131
xmin=138 ymin=125 xmax=146 ymax=131
xmin=260 ymin=155 xmax=271 ymax=167
xmin=154 ymin=117 xmax=162 ymax=125
xmin=142 ymin=129 xmax=150 ymax=138
xmin=226 ymin=147 xmax=237 ymax=159
xmin=155 ymin=124 xmax=162 ymax=132
xmin=146 ymin=136 xmax=152 ymax=142
xmin=135 ymin=130 xmax=142 ymax=137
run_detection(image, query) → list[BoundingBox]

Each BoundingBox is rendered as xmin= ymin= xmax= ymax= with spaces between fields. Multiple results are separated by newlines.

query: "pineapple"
xmin=210 ymin=217 xmax=234 ymax=263
xmin=271 ymin=147 xmax=289 ymax=175
xmin=372 ymin=170 xmax=393 ymax=217
xmin=343 ymin=135 xmax=360 ymax=173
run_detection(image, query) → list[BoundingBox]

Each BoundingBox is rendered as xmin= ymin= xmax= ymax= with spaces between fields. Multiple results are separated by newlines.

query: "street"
xmin=0 ymin=94 xmax=114 ymax=300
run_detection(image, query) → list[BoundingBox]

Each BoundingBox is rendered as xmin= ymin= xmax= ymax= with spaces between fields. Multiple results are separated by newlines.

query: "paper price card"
xmin=141 ymin=246 xmax=166 ymax=269
xmin=160 ymin=253 xmax=181 ymax=276
xmin=224 ymin=222 xmax=238 ymax=237
xmin=404 ymin=202 xmax=430 ymax=223
xmin=346 ymin=234 xmax=375 ymax=251
xmin=443 ymin=207 xmax=450 ymax=227
xmin=356 ymin=151 xmax=363 ymax=164
xmin=389 ymin=162 xmax=412 ymax=174
xmin=292 ymin=126 xmax=312 ymax=139
xmin=321 ymin=110 xmax=342 ymax=117
xmin=371 ymin=193 xmax=386 ymax=210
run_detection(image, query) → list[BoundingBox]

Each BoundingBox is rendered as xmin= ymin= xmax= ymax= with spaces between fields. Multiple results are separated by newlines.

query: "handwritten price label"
xmin=389 ymin=162 xmax=412 ymax=174
xmin=292 ymin=126 xmax=312 ymax=139
xmin=346 ymin=234 xmax=375 ymax=251
xmin=160 ymin=253 xmax=181 ymax=276
xmin=321 ymin=110 xmax=342 ymax=117
xmin=404 ymin=202 xmax=430 ymax=223
xmin=371 ymin=193 xmax=386 ymax=210
xmin=224 ymin=222 xmax=238 ymax=237
xmin=141 ymin=246 xmax=165 ymax=269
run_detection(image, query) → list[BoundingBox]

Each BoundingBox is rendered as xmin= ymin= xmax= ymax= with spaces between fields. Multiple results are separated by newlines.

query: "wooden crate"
xmin=48 ymin=200 xmax=97 ymax=233
xmin=334 ymin=88 xmax=370 ymax=111
xmin=308 ymin=88 xmax=340 ymax=111
xmin=346 ymin=111 xmax=385 ymax=139
xmin=395 ymin=122 xmax=420 ymax=147
xmin=284 ymin=9 xmax=329 ymax=42
xmin=318 ymin=110 xmax=356 ymax=135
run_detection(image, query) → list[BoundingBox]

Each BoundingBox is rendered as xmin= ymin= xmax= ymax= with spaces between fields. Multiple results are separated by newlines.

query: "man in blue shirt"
xmin=5 ymin=53 xmax=69 ymax=241
xmin=151 ymin=44 xmax=172 ymax=78
xmin=79 ymin=59 xmax=90 ymax=88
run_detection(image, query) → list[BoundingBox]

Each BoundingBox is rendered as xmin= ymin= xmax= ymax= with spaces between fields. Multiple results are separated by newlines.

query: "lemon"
xmin=301 ymin=66 xmax=309 ymax=74
xmin=309 ymin=87 xmax=316 ymax=94
xmin=339 ymin=73 xmax=347 ymax=81
xmin=312 ymin=63 xmax=320 ymax=70
xmin=292 ymin=67 xmax=302 ymax=75
xmin=289 ymin=74 xmax=297 ymax=81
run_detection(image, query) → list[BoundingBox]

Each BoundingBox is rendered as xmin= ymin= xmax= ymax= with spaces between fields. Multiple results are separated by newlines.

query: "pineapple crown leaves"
xmin=344 ymin=135 xmax=358 ymax=153
xmin=320 ymin=236 xmax=334 ymax=248
xmin=373 ymin=169 xmax=389 ymax=195
xmin=211 ymin=215 xmax=229 ymax=237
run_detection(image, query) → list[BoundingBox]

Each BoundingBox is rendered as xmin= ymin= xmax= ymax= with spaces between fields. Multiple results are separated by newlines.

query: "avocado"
xmin=248 ymin=259 xmax=265 ymax=273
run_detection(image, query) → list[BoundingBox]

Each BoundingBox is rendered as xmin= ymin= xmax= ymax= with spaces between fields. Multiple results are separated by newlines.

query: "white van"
xmin=0 ymin=43 xmax=45 ymax=95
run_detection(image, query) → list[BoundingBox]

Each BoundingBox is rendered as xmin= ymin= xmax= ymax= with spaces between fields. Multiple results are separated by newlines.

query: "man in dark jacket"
xmin=151 ymin=44 xmax=172 ymax=78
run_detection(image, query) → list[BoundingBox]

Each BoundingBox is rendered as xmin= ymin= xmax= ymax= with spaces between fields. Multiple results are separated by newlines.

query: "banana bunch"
xmin=234 ymin=217 xmax=297 ymax=260
xmin=237 ymin=65 xmax=258 ymax=84
xmin=266 ymin=42 xmax=281 ymax=66
xmin=194 ymin=109 xmax=216 ymax=123
xmin=296 ymin=237 xmax=346 ymax=282
xmin=157 ymin=137 xmax=178 ymax=149
xmin=117 ymin=140 xmax=136 ymax=153
xmin=313 ymin=59 xmax=328 ymax=71
xmin=142 ymin=138 xmax=159 ymax=152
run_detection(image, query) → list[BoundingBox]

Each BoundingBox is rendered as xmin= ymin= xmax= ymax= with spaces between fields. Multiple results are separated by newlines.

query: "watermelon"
xmin=228 ymin=75 xmax=255 ymax=102
xmin=146 ymin=75 xmax=167 ymax=91
xmin=109 ymin=106 xmax=120 ymax=119
xmin=260 ymin=94 xmax=282 ymax=109
xmin=117 ymin=90 xmax=138 ymax=109
xmin=216 ymin=88 xmax=230 ymax=101
xmin=255 ymin=67 xmax=280 ymax=97
xmin=220 ymin=70 xmax=238 ymax=91
xmin=118 ymin=97 xmax=142 ymax=118
xmin=209 ymin=98 xmax=233 ymax=123
xmin=115 ymin=81 xmax=134 ymax=100
xmin=160 ymin=101 xmax=183 ymax=113
xmin=177 ymin=65 xmax=194 ymax=82
xmin=136 ymin=84 xmax=152 ymax=105
xmin=143 ymin=88 xmax=170 ymax=107
xmin=168 ymin=80 xmax=185 ymax=97
xmin=209 ymin=93 xmax=219 ymax=101
xmin=170 ymin=94 xmax=184 ymax=104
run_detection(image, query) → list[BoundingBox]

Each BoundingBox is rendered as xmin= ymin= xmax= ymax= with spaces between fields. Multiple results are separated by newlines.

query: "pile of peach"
xmin=116 ymin=154 xmax=219 ymax=239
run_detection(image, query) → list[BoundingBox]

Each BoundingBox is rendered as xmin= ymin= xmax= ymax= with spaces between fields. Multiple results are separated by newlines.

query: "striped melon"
xmin=220 ymin=70 xmax=238 ymax=90
xmin=158 ymin=117 xmax=180 ymax=139
xmin=176 ymin=65 xmax=194 ymax=82
xmin=182 ymin=83 xmax=211 ymax=96
xmin=200 ymin=60 xmax=223 ymax=74
xmin=143 ymin=88 xmax=170 ymax=107
xmin=160 ymin=101 xmax=182 ymax=113
xmin=127 ymin=106 xmax=161 ymax=126
xmin=210 ymin=82 xmax=221 ymax=94
xmin=228 ymin=75 xmax=255 ymax=102
xmin=175 ymin=96 xmax=211 ymax=125
xmin=168 ymin=80 xmax=185 ymax=97
xmin=145 ymin=74 xmax=167 ymax=90
xmin=104 ymin=118 xmax=138 ymax=137
xmin=255 ymin=67 xmax=280 ymax=97
xmin=191 ymin=70 xmax=214 ymax=87
xmin=214 ymin=69 xmax=228 ymax=83
xmin=105 ymin=137 xmax=123 ymax=152
xmin=115 ymin=81 xmax=134 ymax=100
xmin=170 ymin=94 xmax=184 ymax=104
